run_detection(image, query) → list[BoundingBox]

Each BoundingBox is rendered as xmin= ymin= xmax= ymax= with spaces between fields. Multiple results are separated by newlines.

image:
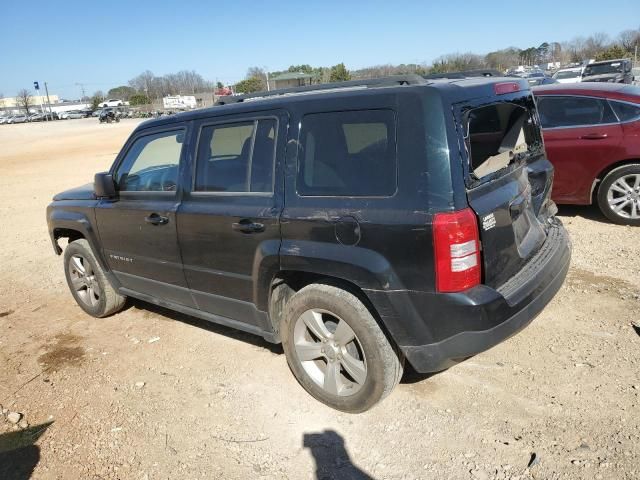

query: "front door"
xmin=536 ymin=94 xmax=624 ymax=204
xmin=177 ymin=112 xmax=287 ymax=329
xmin=95 ymin=126 xmax=195 ymax=307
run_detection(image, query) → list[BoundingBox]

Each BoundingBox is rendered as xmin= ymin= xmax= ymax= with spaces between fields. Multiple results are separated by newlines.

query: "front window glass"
xmin=116 ymin=130 xmax=184 ymax=192
xmin=553 ymin=70 xmax=581 ymax=80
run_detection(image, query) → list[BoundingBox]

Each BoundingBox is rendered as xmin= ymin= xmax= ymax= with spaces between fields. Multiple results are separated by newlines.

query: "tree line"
xmin=88 ymin=25 xmax=640 ymax=101
xmin=10 ymin=26 xmax=639 ymax=112
xmin=231 ymin=27 xmax=639 ymax=93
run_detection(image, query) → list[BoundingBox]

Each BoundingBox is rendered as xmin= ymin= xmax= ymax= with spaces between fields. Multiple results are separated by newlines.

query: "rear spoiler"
xmin=423 ymin=69 xmax=503 ymax=80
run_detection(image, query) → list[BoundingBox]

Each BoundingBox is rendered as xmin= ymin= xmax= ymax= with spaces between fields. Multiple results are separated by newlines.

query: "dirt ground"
xmin=0 ymin=118 xmax=639 ymax=480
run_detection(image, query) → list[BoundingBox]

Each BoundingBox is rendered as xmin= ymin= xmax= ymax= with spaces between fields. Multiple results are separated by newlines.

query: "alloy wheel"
xmin=293 ymin=308 xmax=367 ymax=396
xmin=607 ymin=173 xmax=640 ymax=220
xmin=68 ymin=254 xmax=100 ymax=307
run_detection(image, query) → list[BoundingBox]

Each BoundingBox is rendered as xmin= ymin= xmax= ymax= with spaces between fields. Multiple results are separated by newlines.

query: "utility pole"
xmin=75 ymin=82 xmax=86 ymax=102
xmin=263 ymin=66 xmax=270 ymax=91
xmin=44 ymin=82 xmax=53 ymax=121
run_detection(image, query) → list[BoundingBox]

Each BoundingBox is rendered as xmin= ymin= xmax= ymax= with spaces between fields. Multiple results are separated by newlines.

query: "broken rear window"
xmin=465 ymin=102 xmax=538 ymax=180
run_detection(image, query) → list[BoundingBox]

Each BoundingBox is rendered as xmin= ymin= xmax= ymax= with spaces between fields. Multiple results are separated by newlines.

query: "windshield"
xmin=554 ymin=70 xmax=581 ymax=79
xmin=584 ymin=62 xmax=623 ymax=76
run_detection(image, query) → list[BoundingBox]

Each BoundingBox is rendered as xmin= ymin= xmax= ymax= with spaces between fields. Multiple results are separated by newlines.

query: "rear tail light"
xmin=433 ymin=208 xmax=481 ymax=292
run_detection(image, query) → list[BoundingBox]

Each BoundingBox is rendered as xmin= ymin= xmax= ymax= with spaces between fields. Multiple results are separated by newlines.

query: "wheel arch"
xmin=47 ymin=208 xmax=109 ymax=271
xmin=267 ymin=270 xmax=398 ymax=349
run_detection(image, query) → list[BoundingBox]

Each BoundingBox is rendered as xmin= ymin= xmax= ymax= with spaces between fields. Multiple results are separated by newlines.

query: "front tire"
xmin=597 ymin=164 xmax=640 ymax=226
xmin=63 ymin=239 xmax=126 ymax=317
xmin=282 ymin=283 xmax=403 ymax=413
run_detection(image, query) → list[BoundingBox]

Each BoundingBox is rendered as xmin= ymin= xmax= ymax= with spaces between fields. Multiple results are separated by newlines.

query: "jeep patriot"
xmin=47 ymin=75 xmax=571 ymax=412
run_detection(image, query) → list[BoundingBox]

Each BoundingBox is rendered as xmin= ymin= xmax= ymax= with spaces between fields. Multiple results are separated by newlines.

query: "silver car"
xmin=8 ymin=115 xmax=28 ymax=124
xmin=66 ymin=111 xmax=85 ymax=119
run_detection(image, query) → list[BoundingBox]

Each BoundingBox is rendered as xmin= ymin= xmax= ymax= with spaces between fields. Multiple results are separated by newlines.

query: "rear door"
xmin=456 ymin=93 xmax=555 ymax=288
xmin=176 ymin=111 xmax=287 ymax=329
xmin=536 ymin=94 xmax=624 ymax=204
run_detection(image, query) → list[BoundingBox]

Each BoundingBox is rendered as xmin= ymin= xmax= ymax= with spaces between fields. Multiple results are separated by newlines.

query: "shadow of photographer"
xmin=0 ymin=421 xmax=53 ymax=480
xmin=303 ymin=429 xmax=374 ymax=480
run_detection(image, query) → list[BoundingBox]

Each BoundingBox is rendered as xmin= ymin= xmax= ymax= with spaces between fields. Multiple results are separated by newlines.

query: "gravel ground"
xmin=0 ymin=119 xmax=639 ymax=480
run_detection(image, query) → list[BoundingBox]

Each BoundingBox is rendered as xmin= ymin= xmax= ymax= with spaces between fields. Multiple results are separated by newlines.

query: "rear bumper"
xmin=367 ymin=221 xmax=571 ymax=373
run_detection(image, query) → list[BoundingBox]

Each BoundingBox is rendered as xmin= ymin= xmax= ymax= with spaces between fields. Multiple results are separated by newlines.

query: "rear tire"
xmin=281 ymin=283 xmax=403 ymax=413
xmin=597 ymin=164 xmax=640 ymax=226
xmin=63 ymin=239 xmax=126 ymax=317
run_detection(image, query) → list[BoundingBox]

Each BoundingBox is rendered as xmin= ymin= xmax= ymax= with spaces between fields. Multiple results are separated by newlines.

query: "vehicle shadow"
xmin=303 ymin=430 xmax=375 ymax=480
xmin=0 ymin=421 xmax=53 ymax=480
xmin=556 ymin=204 xmax=610 ymax=224
xmin=400 ymin=361 xmax=444 ymax=385
xmin=126 ymin=299 xmax=283 ymax=354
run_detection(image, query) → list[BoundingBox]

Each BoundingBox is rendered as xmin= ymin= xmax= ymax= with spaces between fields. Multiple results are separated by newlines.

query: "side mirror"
xmin=94 ymin=172 xmax=116 ymax=198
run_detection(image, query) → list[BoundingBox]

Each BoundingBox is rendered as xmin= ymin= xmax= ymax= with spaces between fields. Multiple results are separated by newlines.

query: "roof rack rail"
xmin=216 ymin=74 xmax=427 ymax=105
xmin=423 ymin=69 xmax=503 ymax=80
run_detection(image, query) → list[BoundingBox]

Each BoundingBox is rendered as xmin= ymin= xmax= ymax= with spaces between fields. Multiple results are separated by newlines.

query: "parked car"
xmin=100 ymin=99 xmax=124 ymax=107
xmin=533 ymin=83 xmax=640 ymax=224
xmin=526 ymin=75 xmax=557 ymax=86
xmin=0 ymin=116 xmax=9 ymax=125
xmin=552 ymin=67 xmax=584 ymax=84
xmin=582 ymin=58 xmax=633 ymax=84
xmin=48 ymin=75 xmax=570 ymax=412
xmin=92 ymin=109 xmax=102 ymax=117
xmin=58 ymin=111 xmax=70 ymax=120
xmin=66 ymin=111 xmax=85 ymax=119
xmin=28 ymin=112 xmax=46 ymax=122
xmin=7 ymin=114 xmax=28 ymax=124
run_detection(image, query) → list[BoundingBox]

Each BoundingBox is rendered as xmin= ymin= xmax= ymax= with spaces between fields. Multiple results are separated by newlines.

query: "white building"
xmin=0 ymin=94 xmax=60 ymax=109
xmin=163 ymin=95 xmax=197 ymax=110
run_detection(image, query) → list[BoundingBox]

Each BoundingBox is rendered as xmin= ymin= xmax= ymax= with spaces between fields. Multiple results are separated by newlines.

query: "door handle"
xmin=232 ymin=219 xmax=265 ymax=233
xmin=144 ymin=213 xmax=169 ymax=225
xmin=579 ymin=133 xmax=608 ymax=140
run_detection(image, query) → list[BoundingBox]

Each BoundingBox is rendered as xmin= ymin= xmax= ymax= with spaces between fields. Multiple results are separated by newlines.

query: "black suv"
xmin=582 ymin=58 xmax=634 ymax=84
xmin=47 ymin=75 xmax=571 ymax=412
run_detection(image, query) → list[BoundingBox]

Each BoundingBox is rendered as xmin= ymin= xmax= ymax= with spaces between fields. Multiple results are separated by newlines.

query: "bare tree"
xmin=16 ymin=89 xmax=33 ymax=114
xmin=485 ymin=48 xmax=521 ymax=71
xmin=430 ymin=52 xmax=486 ymax=73
xmin=129 ymin=70 xmax=156 ymax=99
xmin=583 ymin=32 xmax=611 ymax=58
xmin=127 ymin=69 xmax=213 ymax=98
xmin=246 ymin=67 xmax=268 ymax=90
xmin=619 ymin=29 xmax=640 ymax=52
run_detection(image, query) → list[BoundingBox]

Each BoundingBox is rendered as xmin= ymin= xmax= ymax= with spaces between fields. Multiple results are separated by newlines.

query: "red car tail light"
xmin=494 ymin=82 xmax=521 ymax=95
xmin=433 ymin=208 xmax=481 ymax=292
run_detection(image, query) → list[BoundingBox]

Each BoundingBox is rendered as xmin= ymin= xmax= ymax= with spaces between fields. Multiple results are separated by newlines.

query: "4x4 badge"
xmin=482 ymin=213 xmax=496 ymax=231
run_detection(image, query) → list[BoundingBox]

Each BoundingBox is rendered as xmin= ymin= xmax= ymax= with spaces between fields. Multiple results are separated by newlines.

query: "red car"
xmin=533 ymin=83 xmax=640 ymax=225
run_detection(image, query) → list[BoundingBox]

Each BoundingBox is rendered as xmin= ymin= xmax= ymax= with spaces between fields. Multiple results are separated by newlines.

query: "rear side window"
xmin=610 ymin=101 xmax=640 ymax=122
xmin=195 ymin=118 xmax=276 ymax=193
xmin=536 ymin=96 xmax=617 ymax=128
xmin=466 ymin=103 xmax=538 ymax=179
xmin=298 ymin=110 xmax=396 ymax=196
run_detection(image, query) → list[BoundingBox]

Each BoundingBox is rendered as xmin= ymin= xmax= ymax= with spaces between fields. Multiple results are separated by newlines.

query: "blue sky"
xmin=1 ymin=0 xmax=638 ymax=99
